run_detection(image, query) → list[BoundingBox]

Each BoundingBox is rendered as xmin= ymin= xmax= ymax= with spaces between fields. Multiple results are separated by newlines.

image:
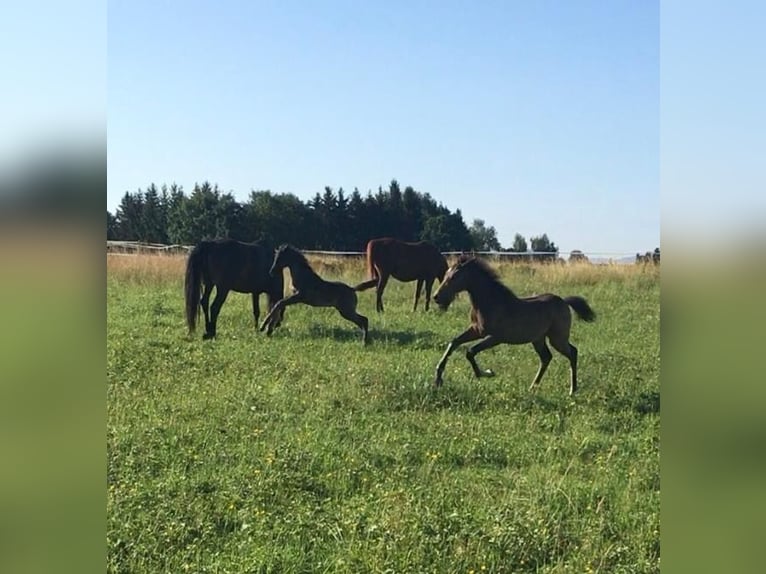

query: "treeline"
xmin=107 ymin=179 xmax=559 ymax=255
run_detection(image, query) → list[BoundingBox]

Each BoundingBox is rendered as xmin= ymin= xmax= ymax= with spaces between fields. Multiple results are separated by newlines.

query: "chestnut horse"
xmin=184 ymin=239 xmax=284 ymax=339
xmin=432 ymin=255 xmax=596 ymax=395
xmin=355 ymin=238 xmax=448 ymax=312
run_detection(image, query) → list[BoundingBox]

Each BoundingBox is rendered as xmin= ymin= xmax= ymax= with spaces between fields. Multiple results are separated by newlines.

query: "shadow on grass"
xmin=514 ymin=393 xmax=564 ymax=414
xmin=300 ymin=324 xmax=440 ymax=346
xmin=634 ymin=390 xmax=660 ymax=415
xmin=604 ymin=389 xmax=660 ymax=416
xmin=373 ymin=375 xmax=580 ymax=415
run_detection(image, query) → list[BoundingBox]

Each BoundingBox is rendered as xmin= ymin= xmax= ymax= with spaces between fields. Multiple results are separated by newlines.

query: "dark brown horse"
xmin=185 ymin=239 xmax=284 ymax=339
xmin=259 ymin=245 xmax=369 ymax=344
xmin=432 ymin=256 xmax=596 ymax=395
xmin=355 ymin=237 xmax=448 ymax=312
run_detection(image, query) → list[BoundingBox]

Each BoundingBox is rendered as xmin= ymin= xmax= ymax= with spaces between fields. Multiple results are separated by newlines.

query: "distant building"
xmin=569 ymin=250 xmax=589 ymax=264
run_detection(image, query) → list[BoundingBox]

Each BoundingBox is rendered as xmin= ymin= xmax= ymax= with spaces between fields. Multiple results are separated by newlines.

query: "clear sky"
xmin=108 ymin=0 xmax=659 ymax=255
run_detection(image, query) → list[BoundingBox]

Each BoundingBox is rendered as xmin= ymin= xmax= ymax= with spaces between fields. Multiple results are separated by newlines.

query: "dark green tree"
xmin=185 ymin=182 xmax=226 ymax=241
xmin=421 ymin=211 xmax=472 ymax=251
xmin=114 ymin=191 xmax=144 ymax=240
xmin=107 ymin=210 xmax=117 ymax=240
xmin=165 ymin=183 xmax=189 ymax=244
xmin=401 ymin=185 xmax=421 ymax=241
xmin=468 ymin=219 xmax=502 ymax=251
xmin=141 ymin=183 xmax=167 ymax=243
xmin=244 ymin=190 xmax=311 ymax=247
xmin=530 ymin=233 xmax=558 ymax=262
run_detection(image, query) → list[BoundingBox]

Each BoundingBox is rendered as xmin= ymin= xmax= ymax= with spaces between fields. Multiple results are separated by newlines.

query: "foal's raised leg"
xmin=466 ymin=336 xmax=502 ymax=378
xmin=259 ymin=292 xmax=303 ymax=336
xmin=550 ymin=337 xmax=578 ymax=395
xmin=434 ymin=327 xmax=483 ymax=387
xmin=205 ymin=287 xmax=229 ymax=339
xmin=267 ymin=300 xmax=283 ymax=330
xmin=529 ymin=339 xmax=553 ymax=390
xmin=413 ymin=279 xmax=424 ymax=311
xmin=265 ymin=291 xmax=284 ymax=330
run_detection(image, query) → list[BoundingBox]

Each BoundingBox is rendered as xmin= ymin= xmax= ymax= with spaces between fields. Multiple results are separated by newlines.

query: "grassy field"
xmin=107 ymin=254 xmax=660 ymax=573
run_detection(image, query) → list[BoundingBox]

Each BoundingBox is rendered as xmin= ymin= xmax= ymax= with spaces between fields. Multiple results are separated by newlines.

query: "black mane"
xmin=461 ymin=257 xmax=517 ymax=299
xmin=281 ymin=244 xmax=312 ymax=268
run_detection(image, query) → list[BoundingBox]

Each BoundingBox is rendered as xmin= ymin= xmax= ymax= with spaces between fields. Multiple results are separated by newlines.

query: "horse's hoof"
xmin=434 ymin=377 xmax=443 ymax=388
xmin=484 ymin=369 xmax=495 ymax=378
xmin=202 ymin=332 xmax=215 ymax=340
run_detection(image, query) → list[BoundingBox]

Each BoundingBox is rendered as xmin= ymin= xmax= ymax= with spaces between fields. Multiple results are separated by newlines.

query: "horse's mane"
xmin=460 ymin=256 xmax=517 ymax=299
xmin=279 ymin=244 xmax=313 ymax=270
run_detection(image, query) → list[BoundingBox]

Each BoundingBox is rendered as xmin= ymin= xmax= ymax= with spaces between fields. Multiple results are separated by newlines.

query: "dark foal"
xmin=260 ymin=245 xmax=369 ymax=344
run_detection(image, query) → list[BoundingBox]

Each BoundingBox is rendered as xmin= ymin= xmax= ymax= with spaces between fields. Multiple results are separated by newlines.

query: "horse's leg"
xmin=413 ymin=279 xmax=423 ymax=311
xmin=434 ymin=327 xmax=483 ymax=387
xmin=260 ymin=292 xmax=304 ymax=335
xmin=550 ymin=337 xmax=578 ymax=395
xmin=424 ymin=278 xmax=435 ymax=311
xmin=465 ymin=336 xmax=502 ymax=378
xmin=251 ymin=293 xmax=260 ymax=331
xmin=205 ymin=287 xmax=229 ymax=339
xmin=529 ymin=339 xmax=553 ymax=390
xmin=338 ymin=305 xmax=369 ymax=345
xmin=267 ymin=294 xmax=284 ymax=329
xmin=376 ymin=271 xmax=389 ymax=313
xmin=200 ymin=283 xmax=213 ymax=336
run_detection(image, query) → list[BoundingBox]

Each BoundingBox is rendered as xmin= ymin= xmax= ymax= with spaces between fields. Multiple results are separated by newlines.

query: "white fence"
xmin=106 ymin=241 xmax=645 ymax=263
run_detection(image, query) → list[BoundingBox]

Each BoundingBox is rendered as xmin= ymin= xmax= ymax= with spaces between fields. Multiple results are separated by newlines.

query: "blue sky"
xmin=108 ymin=0 xmax=659 ymax=255
xmin=661 ymin=1 xmax=765 ymax=245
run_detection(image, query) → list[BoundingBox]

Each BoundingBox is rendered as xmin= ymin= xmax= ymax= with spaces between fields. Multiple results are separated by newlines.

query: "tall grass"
xmin=107 ymin=253 xmax=659 ymax=573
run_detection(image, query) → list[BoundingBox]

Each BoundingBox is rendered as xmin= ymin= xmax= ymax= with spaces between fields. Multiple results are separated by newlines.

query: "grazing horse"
xmin=184 ymin=239 xmax=284 ymax=339
xmin=259 ymin=245 xmax=369 ymax=344
xmin=355 ymin=238 xmax=448 ymax=312
xmin=432 ymin=255 xmax=596 ymax=395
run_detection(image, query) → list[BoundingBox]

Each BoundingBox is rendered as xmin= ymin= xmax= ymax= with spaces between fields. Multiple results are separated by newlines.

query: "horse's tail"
xmin=366 ymin=240 xmax=377 ymax=279
xmin=185 ymin=243 xmax=205 ymax=333
xmin=564 ymin=296 xmax=596 ymax=322
xmin=354 ymin=241 xmax=379 ymax=291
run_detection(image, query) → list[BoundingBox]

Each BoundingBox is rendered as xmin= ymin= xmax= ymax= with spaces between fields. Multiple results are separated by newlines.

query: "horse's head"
xmin=433 ymin=256 xmax=473 ymax=310
xmin=270 ymin=244 xmax=290 ymax=276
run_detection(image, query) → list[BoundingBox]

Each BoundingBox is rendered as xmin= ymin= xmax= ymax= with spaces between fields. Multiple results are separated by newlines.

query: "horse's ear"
xmin=457 ymin=253 xmax=472 ymax=265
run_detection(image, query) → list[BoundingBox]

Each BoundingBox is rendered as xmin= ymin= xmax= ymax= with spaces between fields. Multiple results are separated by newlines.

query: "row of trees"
xmin=107 ymin=179 xmax=560 ymax=255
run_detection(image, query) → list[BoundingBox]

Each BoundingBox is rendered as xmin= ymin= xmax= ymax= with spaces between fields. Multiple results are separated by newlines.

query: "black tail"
xmin=564 ymin=296 xmax=596 ymax=322
xmin=354 ymin=278 xmax=378 ymax=291
xmin=185 ymin=244 xmax=204 ymax=333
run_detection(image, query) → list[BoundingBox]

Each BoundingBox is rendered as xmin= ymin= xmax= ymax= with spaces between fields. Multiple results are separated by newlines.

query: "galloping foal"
xmin=260 ymin=245 xmax=369 ymax=345
xmin=432 ymin=256 xmax=596 ymax=395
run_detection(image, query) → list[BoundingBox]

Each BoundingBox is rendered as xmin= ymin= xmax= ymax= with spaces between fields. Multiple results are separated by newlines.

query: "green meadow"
xmin=107 ymin=254 xmax=659 ymax=573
